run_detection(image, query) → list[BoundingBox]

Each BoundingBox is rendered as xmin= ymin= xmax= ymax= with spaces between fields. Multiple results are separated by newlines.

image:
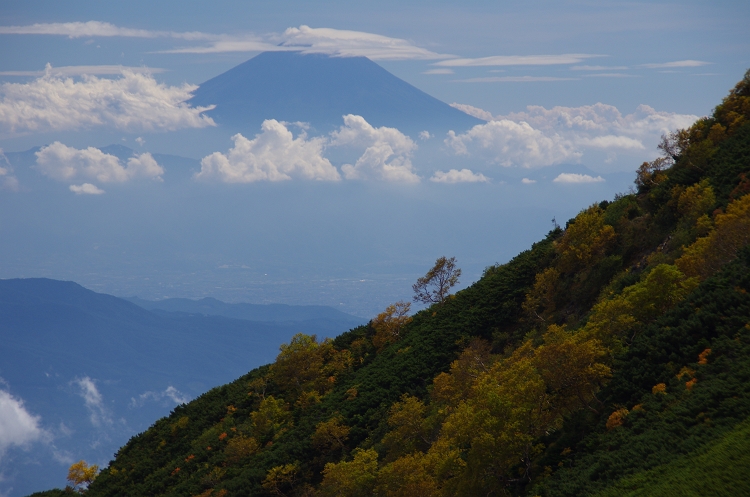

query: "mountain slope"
xmin=188 ymin=51 xmax=482 ymax=134
xmin=46 ymin=71 xmax=750 ymax=496
xmin=0 ymin=279 xmax=359 ymax=497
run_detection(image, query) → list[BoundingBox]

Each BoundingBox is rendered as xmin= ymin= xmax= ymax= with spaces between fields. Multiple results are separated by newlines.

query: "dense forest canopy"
xmin=32 ymin=69 xmax=750 ymax=497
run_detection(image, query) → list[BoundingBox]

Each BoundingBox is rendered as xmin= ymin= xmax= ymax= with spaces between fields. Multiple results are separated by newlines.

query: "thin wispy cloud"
xmin=0 ymin=20 xmax=218 ymax=41
xmin=423 ymin=68 xmax=454 ymax=75
xmin=640 ymin=60 xmax=711 ymax=69
xmin=166 ymin=25 xmax=450 ymax=60
xmin=571 ymin=65 xmax=628 ymax=71
xmin=455 ymin=76 xmax=577 ymax=83
xmin=583 ymin=73 xmax=638 ymax=78
xmin=435 ymin=54 xmax=603 ymax=67
xmin=0 ymin=65 xmax=167 ymax=77
xmin=553 ymin=173 xmax=605 ymax=183
xmin=73 ymin=377 xmax=112 ymax=428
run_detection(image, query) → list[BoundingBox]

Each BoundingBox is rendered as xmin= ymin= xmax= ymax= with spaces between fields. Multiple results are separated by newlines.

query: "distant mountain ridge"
xmin=0 ymin=278 xmax=362 ymax=497
xmin=188 ymin=51 xmax=482 ymax=134
xmin=125 ymin=296 xmax=364 ymax=325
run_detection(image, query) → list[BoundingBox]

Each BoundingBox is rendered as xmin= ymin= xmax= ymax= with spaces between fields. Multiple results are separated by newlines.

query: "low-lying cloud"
xmin=445 ymin=120 xmax=579 ymax=168
xmin=0 ymin=70 xmax=215 ymax=134
xmin=196 ymin=120 xmax=340 ymax=183
xmin=448 ymin=102 xmax=697 ymax=168
xmin=36 ymin=142 xmax=163 ymax=193
xmin=431 ymin=169 xmax=489 ymax=183
xmin=131 ymin=386 xmax=191 ymax=407
xmin=554 ymin=173 xmax=605 ymax=183
xmin=0 ymin=389 xmax=47 ymax=459
xmin=74 ymin=377 xmax=112 ymax=428
xmin=199 ymin=115 xmax=421 ymax=184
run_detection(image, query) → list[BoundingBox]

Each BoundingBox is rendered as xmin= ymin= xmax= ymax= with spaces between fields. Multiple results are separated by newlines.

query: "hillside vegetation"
xmin=41 ymin=70 xmax=750 ymax=497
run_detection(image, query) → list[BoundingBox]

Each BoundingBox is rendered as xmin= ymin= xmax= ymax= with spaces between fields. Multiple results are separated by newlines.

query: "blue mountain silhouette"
xmin=188 ymin=51 xmax=482 ymax=135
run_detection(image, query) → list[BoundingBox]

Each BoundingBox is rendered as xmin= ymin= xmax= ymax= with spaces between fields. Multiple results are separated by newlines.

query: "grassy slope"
xmin=593 ymin=416 xmax=750 ymax=497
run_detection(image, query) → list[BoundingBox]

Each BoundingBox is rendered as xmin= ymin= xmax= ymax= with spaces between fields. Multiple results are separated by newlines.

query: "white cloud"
xmin=0 ymin=20 xmax=218 ymax=41
xmin=522 ymin=178 xmax=536 ymax=184
xmin=197 ymin=120 xmax=340 ymax=183
xmin=450 ymin=103 xmax=493 ymax=121
xmin=69 ymin=183 xmax=105 ymax=195
xmin=74 ymin=377 xmax=111 ymax=428
xmin=131 ymin=386 xmax=191 ymax=407
xmin=640 ymin=60 xmax=710 ymax=69
xmin=436 ymin=54 xmax=602 ymax=67
xmin=553 ymin=173 xmax=605 ymax=183
xmin=275 ymin=25 xmax=448 ymax=60
xmin=571 ymin=65 xmax=629 ymax=71
xmin=163 ymin=25 xmax=450 ymax=60
xmin=332 ymin=115 xmax=420 ymax=183
xmin=0 ymin=65 xmax=167 ymax=77
xmin=0 ymin=70 xmax=215 ymax=135
xmin=419 ymin=131 xmax=432 ymax=141
xmin=0 ymin=150 xmax=19 ymax=191
xmin=431 ymin=169 xmax=489 ymax=183
xmin=446 ymin=102 xmax=698 ymax=168
xmin=422 ymin=68 xmax=454 ymax=75
xmin=445 ymin=120 xmax=579 ymax=168
xmin=36 ymin=142 xmax=164 ymax=191
xmin=455 ymin=76 xmax=577 ymax=83
xmin=0 ymin=389 xmax=47 ymax=459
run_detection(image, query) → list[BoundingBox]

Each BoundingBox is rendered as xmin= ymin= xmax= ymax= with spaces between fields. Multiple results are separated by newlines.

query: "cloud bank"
xmin=445 ymin=120 xmax=579 ymax=168
xmin=196 ymin=120 xmax=340 ymax=183
xmin=36 ymin=142 xmax=164 ymax=192
xmin=0 ymin=70 xmax=215 ymax=134
xmin=447 ymin=102 xmax=698 ymax=168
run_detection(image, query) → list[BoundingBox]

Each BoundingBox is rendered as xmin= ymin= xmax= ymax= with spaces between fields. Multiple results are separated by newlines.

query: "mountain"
xmin=125 ymin=296 xmax=364 ymax=328
xmin=0 ymin=279 xmax=361 ymax=497
xmin=52 ymin=70 xmax=750 ymax=497
xmin=188 ymin=51 xmax=483 ymax=135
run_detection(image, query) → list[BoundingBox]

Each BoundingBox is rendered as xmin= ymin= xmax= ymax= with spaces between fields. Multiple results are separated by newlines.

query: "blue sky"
xmin=0 ymin=0 xmax=748 ymax=315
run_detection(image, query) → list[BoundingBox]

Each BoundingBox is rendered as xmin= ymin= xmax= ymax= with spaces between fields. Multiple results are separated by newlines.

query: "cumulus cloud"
xmin=0 ymin=389 xmax=47 ymax=459
xmin=69 ymin=183 xmax=105 ymax=195
xmin=36 ymin=142 xmax=164 ymax=193
xmin=74 ymin=377 xmax=112 ymax=428
xmin=522 ymin=178 xmax=536 ymax=184
xmin=332 ymin=115 xmax=420 ymax=183
xmin=445 ymin=120 xmax=579 ymax=168
xmin=131 ymin=386 xmax=191 ymax=407
xmin=445 ymin=102 xmax=698 ymax=168
xmin=435 ymin=54 xmax=602 ymax=67
xmin=419 ymin=131 xmax=432 ymax=141
xmin=0 ymin=70 xmax=215 ymax=134
xmin=197 ymin=120 xmax=340 ymax=183
xmin=431 ymin=169 xmax=489 ymax=183
xmin=553 ymin=173 xmax=605 ymax=183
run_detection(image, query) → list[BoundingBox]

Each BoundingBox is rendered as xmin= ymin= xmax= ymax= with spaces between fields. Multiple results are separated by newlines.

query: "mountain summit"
xmin=188 ymin=51 xmax=482 ymax=134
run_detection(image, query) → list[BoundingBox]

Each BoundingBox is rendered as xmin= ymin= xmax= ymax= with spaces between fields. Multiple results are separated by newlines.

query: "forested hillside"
xmin=35 ymin=70 xmax=750 ymax=497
